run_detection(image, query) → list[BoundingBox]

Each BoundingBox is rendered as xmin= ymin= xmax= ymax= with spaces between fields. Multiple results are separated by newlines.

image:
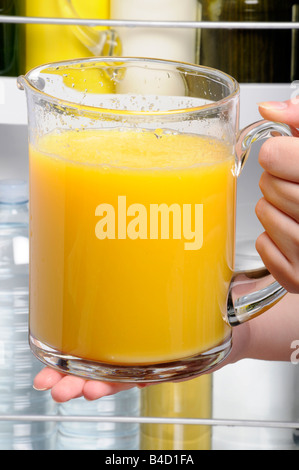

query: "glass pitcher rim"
xmin=18 ymin=57 xmax=240 ymax=117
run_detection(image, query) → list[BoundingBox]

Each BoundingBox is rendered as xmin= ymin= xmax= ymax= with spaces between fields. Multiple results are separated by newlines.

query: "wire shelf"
xmin=0 ymin=414 xmax=298 ymax=430
xmin=0 ymin=15 xmax=299 ymax=30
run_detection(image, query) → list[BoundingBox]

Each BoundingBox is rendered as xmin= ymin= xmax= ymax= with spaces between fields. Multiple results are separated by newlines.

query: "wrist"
xmin=230 ymin=320 xmax=253 ymax=364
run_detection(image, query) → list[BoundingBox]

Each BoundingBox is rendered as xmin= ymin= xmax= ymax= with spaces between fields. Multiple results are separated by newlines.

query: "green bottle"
xmin=199 ymin=0 xmax=297 ymax=83
xmin=0 ymin=0 xmax=25 ymax=76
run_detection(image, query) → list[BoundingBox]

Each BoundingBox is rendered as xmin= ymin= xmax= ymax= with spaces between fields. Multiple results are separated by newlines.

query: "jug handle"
xmin=227 ymin=120 xmax=299 ymax=326
xmin=57 ymin=0 xmax=121 ymax=56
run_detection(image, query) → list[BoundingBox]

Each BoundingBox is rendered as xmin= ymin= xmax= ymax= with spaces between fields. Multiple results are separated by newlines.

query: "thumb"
xmin=258 ymin=99 xmax=299 ymax=128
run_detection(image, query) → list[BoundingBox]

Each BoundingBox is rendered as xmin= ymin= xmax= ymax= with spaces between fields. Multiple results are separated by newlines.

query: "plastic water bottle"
xmin=56 ymin=389 xmax=141 ymax=450
xmin=0 ymin=180 xmax=57 ymax=450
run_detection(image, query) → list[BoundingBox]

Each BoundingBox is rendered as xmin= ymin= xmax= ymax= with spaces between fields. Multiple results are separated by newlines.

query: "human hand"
xmin=33 ymin=367 xmax=138 ymax=403
xmin=33 ymin=318 xmax=251 ymax=403
xmin=255 ymin=100 xmax=299 ymax=293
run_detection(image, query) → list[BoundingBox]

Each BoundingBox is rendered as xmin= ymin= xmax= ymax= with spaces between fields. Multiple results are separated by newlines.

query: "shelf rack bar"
xmin=0 ymin=415 xmax=298 ymax=430
xmin=0 ymin=15 xmax=299 ymax=30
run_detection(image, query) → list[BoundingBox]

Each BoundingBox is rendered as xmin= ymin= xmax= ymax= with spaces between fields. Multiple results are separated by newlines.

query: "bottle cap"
xmin=0 ymin=180 xmax=29 ymax=204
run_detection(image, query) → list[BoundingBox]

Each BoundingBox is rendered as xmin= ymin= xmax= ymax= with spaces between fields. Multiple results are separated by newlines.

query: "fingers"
xmin=83 ymin=381 xmax=135 ymax=401
xmin=34 ymin=367 xmax=136 ymax=403
xmin=256 ymin=197 xmax=299 ymax=260
xmin=255 ymin=199 xmax=299 ymax=293
xmin=259 ymin=171 xmax=299 ymax=223
xmin=256 ymin=130 xmax=299 ymax=293
xmin=34 ymin=367 xmax=65 ymax=391
xmin=50 ymin=375 xmax=86 ymax=403
xmin=259 ymin=136 xmax=299 ymax=183
xmin=34 ymin=368 xmax=86 ymax=402
xmin=255 ymin=231 xmax=298 ymax=294
xmin=258 ymin=100 xmax=299 ymax=128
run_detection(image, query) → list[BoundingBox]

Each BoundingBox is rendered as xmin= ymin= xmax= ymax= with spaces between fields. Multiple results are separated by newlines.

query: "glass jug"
xmin=18 ymin=57 xmax=294 ymax=383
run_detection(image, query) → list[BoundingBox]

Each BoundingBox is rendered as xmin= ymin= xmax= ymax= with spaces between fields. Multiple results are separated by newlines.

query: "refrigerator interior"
xmin=1 ymin=78 xmax=298 ymax=450
xmin=0 ymin=1 xmax=299 ymax=446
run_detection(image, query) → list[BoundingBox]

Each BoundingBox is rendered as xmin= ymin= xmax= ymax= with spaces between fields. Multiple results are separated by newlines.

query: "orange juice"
xmin=29 ymin=128 xmax=235 ymax=365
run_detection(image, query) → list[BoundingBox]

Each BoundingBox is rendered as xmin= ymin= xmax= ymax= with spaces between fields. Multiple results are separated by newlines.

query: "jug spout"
xmin=17 ymin=76 xmax=26 ymax=92
xmin=17 ymin=74 xmax=46 ymax=94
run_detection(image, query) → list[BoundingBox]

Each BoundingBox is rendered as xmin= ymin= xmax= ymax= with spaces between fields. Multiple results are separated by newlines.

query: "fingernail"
xmin=258 ymin=101 xmax=288 ymax=111
xmin=33 ymin=385 xmax=48 ymax=391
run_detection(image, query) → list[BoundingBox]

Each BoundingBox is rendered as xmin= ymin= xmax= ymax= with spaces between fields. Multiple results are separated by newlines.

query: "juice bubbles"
xmin=29 ymin=128 xmax=235 ymax=366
